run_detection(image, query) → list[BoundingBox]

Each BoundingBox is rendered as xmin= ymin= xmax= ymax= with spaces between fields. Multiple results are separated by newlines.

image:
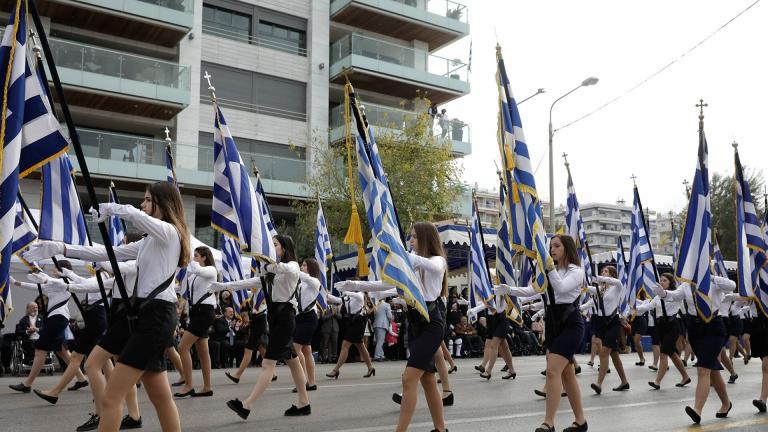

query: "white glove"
xmin=90 ymin=202 xmax=121 ymax=224
xmin=42 ymin=279 xmax=68 ymax=293
xmin=27 ymin=272 xmax=52 ymax=284
xmin=651 ymin=283 xmax=664 ymax=297
xmin=61 ymin=268 xmax=81 ymax=281
xmin=187 ymin=261 xmax=203 ymax=275
xmin=23 ymin=241 xmax=64 ymax=262
xmin=334 ymin=280 xmax=355 ymax=292
xmin=493 ymin=284 xmax=511 ymax=296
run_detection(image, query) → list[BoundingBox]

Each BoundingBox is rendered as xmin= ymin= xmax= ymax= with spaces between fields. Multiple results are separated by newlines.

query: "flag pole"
xmin=109 ymin=181 xmax=128 ymax=233
xmin=27 ymin=1 xmax=129 ymax=305
xmin=632 ymin=182 xmax=660 ymax=281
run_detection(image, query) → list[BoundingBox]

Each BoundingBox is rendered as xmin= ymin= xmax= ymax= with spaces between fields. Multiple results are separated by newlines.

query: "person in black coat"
xmin=209 ymin=307 xmax=237 ymax=368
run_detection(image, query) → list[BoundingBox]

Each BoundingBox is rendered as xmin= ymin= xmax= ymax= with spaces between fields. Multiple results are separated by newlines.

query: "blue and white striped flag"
xmin=496 ymin=46 xmax=552 ymax=293
xmin=314 ymin=199 xmax=332 ymax=310
xmin=734 ymin=147 xmax=760 ymax=299
xmin=107 ymin=184 xmax=125 ymax=247
xmin=39 ymin=154 xmax=87 ymax=246
xmin=211 ymin=104 xmax=276 ymax=262
xmin=352 ymin=103 xmax=429 ymax=320
xmin=469 ymin=198 xmax=494 ymax=308
xmin=495 ymin=181 xmax=522 ymax=324
xmin=1 ymin=0 xmax=69 ymax=313
xmin=165 ymin=142 xmax=176 ymax=185
xmin=676 ymin=127 xmax=714 ymax=321
xmin=220 ymin=233 xmax=250 ymax=315
xmin=12 ymin=199 xmax=36 ymax=254
xmin=254 ymin=171 xmax=277 ymax=238
xmin=712 ymin=231 xmax=728 ymax=278
xmin=616 ymin=236 xmax=630 ymax=314
xmin=758 ymin=201 xmax=768 ymax=317
xmin=565 ymin=163 xmax=592 ymax=285
xmin=626 ymin=187 xmax=657 ymax=309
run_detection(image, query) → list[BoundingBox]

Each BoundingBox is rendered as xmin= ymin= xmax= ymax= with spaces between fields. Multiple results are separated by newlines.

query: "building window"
xmin=203 ymin=4 xmax=252 ymax=42
xmin=198 ymin=133 xmax=306 ymax=183
xmin=257 ymin=21 xmax=306 ymax=56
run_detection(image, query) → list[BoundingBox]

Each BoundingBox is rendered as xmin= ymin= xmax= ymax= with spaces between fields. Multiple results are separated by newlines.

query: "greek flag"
xmin=12 ymin=199 xmax=36 ymax=254
xmin=211 ymin=104 xmax=275 ymax=262
xmin=353 ymin=109 xmax=429 ymax=320
xmin=565 ymin=163 xmax=593 ymax=284
xmin=627 ymin=187 xmax=657 ymax=309
xmin=616 ymin=236 xmax=630 ymax=314
xmin=758 ymin=204 xmax=768 ymax=317
xmin=496 ymin=46 xmax=551 ymax=293
xmin=39 ymin=154 xmax=87 ymax=246
xmin=315 ymin=200 xmax=332 ymax=310
xmin=220 ymin=233 xmax=250 ymax=315
xmin=107 ymin=184 xmax=125 ymax=247
xmin=249 ymin=257 xmax=267 ymax=312
xmin=165 ymin=142 xmax=177 ymax=185
xmin=734 ymin=147 xmax=761 ymax=299
xmin=469 ymin=198 xmax=494 ymax=308
xmin=1 ymin=0 xmax=68 ymax=308
xmin=495 ymin=181 xmax=522 ymax=323
xmin=254 ymin=171 xmax=277 ymax=238
xmin=712 ymin=231 xmax=728 ymax=278
xmin=676 ymin=127 xmax=714 ymax=321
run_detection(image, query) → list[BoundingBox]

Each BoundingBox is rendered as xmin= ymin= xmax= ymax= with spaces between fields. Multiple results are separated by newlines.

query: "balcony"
xmin=49 ymin=37 xmax=190 ymax=120
xmin=66 ymin=128 xmax=308 ymax=197
xmin=329 ymin=102 xmax=471 ymax=157
xmin=3 ymin=0 xmax=194 ymax=47
xmin=330 ymin=34 xmax=470 ymax=104
xmin=330 ymin=0 xmax=469 ymax=50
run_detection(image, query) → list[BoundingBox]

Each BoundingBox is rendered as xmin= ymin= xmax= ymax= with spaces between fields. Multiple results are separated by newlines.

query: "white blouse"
xmin=586 ymin=275 xmax=623 ymax=316
xmin=327 ymin=291 xmax=365 ymax=315
xmin=296 ymin=272 xmax=321 ymax=313
xmin=210 ymin=261 xmax=300 ymax=304
xmin=64 ymin=205 xmax=181 ymax=303
xmin=502 ymin=264 xmax=584 ymax=305
xmin=178 ymin=263 xmax=217 ymax=307
xmin=659 ymin=276 xmax=736 ymax=317
xmin=14 ymin=279 xmax=70 ymax=320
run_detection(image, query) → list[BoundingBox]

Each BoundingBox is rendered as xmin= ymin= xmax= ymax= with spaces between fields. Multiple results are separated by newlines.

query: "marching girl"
xmin=635 ymin=273 xmax=691 ymax=390
xmin=494 ymin=234 xmax=587 ymax=432
xmin=219 ymin=234 xmax=311 ymax=419
xmin=652 ymin=274 xmax=736 ymax=423
xmin=636 ymin=291 xmax=662 ymax=371
xmin=325 ymin=286 xmax=376 ymax=379
xmin=719 ymin=292 xmax=742 ymax=384
xmin=468 ymin=293 xmax=518 ymax=380
xmin=173 ymin=246 xmax=218 ymax=398
xmin=627 ymin=293 xmax=649 ymax=367
xmin=223 ymin=289 xmax=271 ymax=384
xmin=584 ymin=266 xmax=630 ymax=394
xmin=335 ymin=222 xmax=448 ymax=432
xmin=292 ymin=258 xmax=323 ymax=392
xmin=25 ymin=181 xmax=189 ymax=432
xmin=725 ymin=294 xmax=748 ymax=363
xmin=748 ymin=298 xmax=768 ymax=414
xmin=741 ymin=300 xmax=754 ymax=364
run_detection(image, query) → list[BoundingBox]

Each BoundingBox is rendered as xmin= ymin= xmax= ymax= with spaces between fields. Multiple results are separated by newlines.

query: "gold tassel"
xmin=342 ymin=80 xmax=369 ymax=277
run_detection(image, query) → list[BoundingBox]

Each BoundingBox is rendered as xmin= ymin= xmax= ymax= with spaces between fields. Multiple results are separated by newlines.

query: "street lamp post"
xmin=547 ymin=76 xmax=599 ymax=233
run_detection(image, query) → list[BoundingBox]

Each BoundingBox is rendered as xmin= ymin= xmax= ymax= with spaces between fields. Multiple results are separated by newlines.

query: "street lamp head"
xmin=537 ymin=88 xmax=546 ymax=94
xmin=581 ymin=76 xmax=599 ymax=87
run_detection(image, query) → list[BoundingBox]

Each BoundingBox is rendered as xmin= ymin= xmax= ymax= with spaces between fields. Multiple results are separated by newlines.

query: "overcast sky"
xmin=438 ymin=0 xmax=766 ymax=215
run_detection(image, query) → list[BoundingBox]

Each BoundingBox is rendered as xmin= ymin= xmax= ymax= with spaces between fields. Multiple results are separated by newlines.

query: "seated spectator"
xmin=209 ymin=307 xmax=237 ymax=369
xmin=475 ymin=315 xmax=489 ymax=340
xmin=16 ymin=302 xmax=44 ymax=365
xmin=455 ymin=316 xmax=483 ymax=356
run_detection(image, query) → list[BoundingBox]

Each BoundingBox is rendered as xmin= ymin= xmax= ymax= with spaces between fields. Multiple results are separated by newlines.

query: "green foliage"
xmin=290 ymin=104 xmax=464 ymax=260
xmin=705 ymin=170 xmax=764 ymax=260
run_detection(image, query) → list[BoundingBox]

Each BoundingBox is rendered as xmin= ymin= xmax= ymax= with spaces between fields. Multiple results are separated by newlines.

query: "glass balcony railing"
xmin=50 ymin=37 xmax=190 ymax=91
xmin=68 ymin=128 xmax=306 ymax=184
xmin=330 ymin=33 xmax=469 ymax=83
xmin=332 ymin=0 xmax=469 ymax=25
xmin=136 ymin=0 xmax=193 ymax=13
xmin=330 ymin=102 xmax=470 ymax=144
xmin=201 ymin=24 xmax=308 ymax=57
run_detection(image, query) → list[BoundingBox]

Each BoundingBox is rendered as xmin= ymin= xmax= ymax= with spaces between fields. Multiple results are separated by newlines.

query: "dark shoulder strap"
xmin=47 ymin=298 xmax=70 ymax=315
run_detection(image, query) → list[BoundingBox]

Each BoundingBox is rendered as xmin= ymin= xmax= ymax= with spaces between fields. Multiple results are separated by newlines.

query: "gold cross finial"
xmin=562 ymin=152 xmax=569 ymax=167
xmin=630 ymin=174 xmax=637 ymax=186
xmin=164 ymin=127 xmax=171 ymax=143
xmin=731 ymin=140 xmax=738 ymax=150
xmin=696 ymin=99 xmax=707 ymax=131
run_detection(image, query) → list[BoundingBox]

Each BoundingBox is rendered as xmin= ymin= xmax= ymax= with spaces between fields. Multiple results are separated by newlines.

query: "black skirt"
xmin=72 ymin=306 xmax=107 ymax=355
xmin=245 ymin=312 xmax=268 ymax=350
xmin=492 ymin=313 xmax=510 ymax=339
xmin=294 ymin=310 xmax=318 ymax=346
xmin=35 ymin=314 xmax=69 ymax=352
xmin=750 ymin=313 xmax=768 ymax=359
xmin=545 ymin=304 xmax=584 ymax=360
xmin=99 ymin=299 xmax=132 ymax=356
xmin=407 ymin=301 xmax=444 ymax=372
xmin=595 ymin=314 xmax=622 ymax=350
xmin=265 ymin=302 xmax=297 ymax=361
xmin=187 ymin=304 xmax=216 ymax=338
xmin=726 ymin=316 xmax=743 ymax=337
xmin=342 ymin=314 xmax=366 ymax=344
xmin=689 ymin=316 xmax=725 ymax=370
xmin=118 ymin=299 xmax=177 ymax=372
xmin=657 ymin=317 xmax=681 ymax=356
xmin=631 ymin=315 xmax=648 ymax=336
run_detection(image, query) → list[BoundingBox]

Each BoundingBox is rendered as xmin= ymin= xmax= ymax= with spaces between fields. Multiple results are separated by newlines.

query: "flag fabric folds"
xmin=676 ymin=127 xmax=714 ymax=321
xmin=211 ymin=104 xmax=275 ymax=262
xmin=564 ymin=163 xmax=593 ymax=284
xmin=314 ymin=200 xmax=332 ymax=310
xmin=496 ymin=46 xmax=551 ymax=294
xmin=165 ymin=142 xmax=177 ymax=185
xmin=495 ymin=182 xmax=523 ymax=324
xmin=616 ymin=236 xmax=630 ymax=314
xmin=734 ymin=147 xmax=761 ymax=299
xmin=627 ymin=187 xmax=657 ymax=309
xmin=758 ymin=203 xmax=768 ymax=317
xmin=107 ymin=184 xmax=125 ymax=247
xmin=39 ymin=154 xmax=87 ymax=246
xmin=712 ymin=231 xmax=728 ymax=278
xmin=469 ymin=199 xmax=494 ymax=308
xmin=12 ymin=199 xmax=36 ymax=254
xmin=220 ymin=233 xmax=249 ymax=315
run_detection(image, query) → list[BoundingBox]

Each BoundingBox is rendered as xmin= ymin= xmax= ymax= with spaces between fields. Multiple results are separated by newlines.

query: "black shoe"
xmin=68 ymin=380 xmax=89 ymax=391
xmin=715 ymin=401 xmax=733 ymax=418
xmin=744 ymin=355 xmax=751 ymax=365
xmin=191 ymin=390 xmax=213 ymax=397
xmin=480 ymin=372 xmax=491 ymax=380
xmin=171 ymin=380 xmax=186 ymax=387
xmin=675 ymin=378 xmax=691 ymax=387
xmin=574 ymin=366 xmax=582 ymax=375
xmin=272 ymin=375 xmax=278 ymax=382
xmin=648 ymin=381 xmax=660 ymax=390
xmin=76 ymin=413 xmax=100 ymax=432
xmin=753 ymin=399 xmax=767 ymax=413
xmin=728 ymin=374 xmax=738 ymax=384
xmin=635 ymin=361 xmax=645 ymax=366
xmin=587 ymin=361 xmax=594 ymax=367
xmin=448 ymin=365 xmax=458 ymax=374
xmin=326 ymin=370 xmax=339 ymax=379
xmin=227 ymin=399 xmax=250 ymax=420
xmin=306 ymin=384 xmax=317 ymax=391
xmin=363 ymin=368 xmax=376 ymax=378
xmin=502 ymin=372 xmax=517 ymax=380
xmin=534 ymin=389 xmax=547 ymax=398
xmin=590 ymin=383 xmax=601 ymax=395
xmin=541 ymin=370 xmax=547 ymax=376
xmin=685 ymin=406 xmax=701 ymax=424
xmin=612 ymin=383 xmax=630 ymax=392
xmin=648 ymin=365 xmax=658 ymax=371
xmin=9 ymin=383 xmax=30 ymax=393
xmin=120 ymin=415 xmax=142 ymax=430
xmin=442 ymin=391 xmax=454 ymax=406
xmin=501 ymin=365 xmax=509 ymax=372
xmin=682 ymin=360 xmax=688 ymax=367
xmin=392 ymin=393 xmax=402 ymax=404
xmin=284 ymin=404 xmax=311 ymax=416
xmin=563 ymin=421 xmax=588 ymax=432
xmin=534 ymin=422 xmax=555 ymax=432
xmin=33 ymin=389 xmax=58 ymax=404
xmin=173 ymin=389 xmax=195 ymax=398
xmin=224 ymin=372 xmax=239 ymax=384
xmin=474 ymin=365 xmax=485 ymax=373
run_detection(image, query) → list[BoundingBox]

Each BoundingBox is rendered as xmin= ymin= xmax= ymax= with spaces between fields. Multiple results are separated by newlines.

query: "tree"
xmin=708 ymin=169 xmax=765 ymax=260
xmin=289 ymin=103 xmax=464 ymax=260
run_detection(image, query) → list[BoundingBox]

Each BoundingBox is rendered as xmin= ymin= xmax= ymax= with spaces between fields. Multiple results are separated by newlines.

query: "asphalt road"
xmin=1 ymin=353 xmax=766 ymax=431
